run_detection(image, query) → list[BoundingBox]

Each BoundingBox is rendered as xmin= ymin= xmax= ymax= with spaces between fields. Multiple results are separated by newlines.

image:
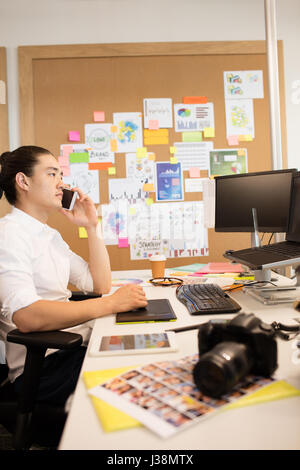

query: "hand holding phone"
xmin=62 ymin=188 xmax=78 ymax=211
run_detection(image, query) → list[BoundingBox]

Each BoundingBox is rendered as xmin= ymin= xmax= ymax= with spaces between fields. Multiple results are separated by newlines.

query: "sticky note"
xmin=146 ymin=197 xmax=154 ymax=206
xmin=170 ymin=157 xmax=178 ymax=164
xmin=58 ymin=156 xmax=70 ymax=166
xmin=144 ymin=129 xmax=169 ymax=145
xmin=183 ymin=96 xmax=207 ymax=104
xmin=110 ymin=139 xmax=118 ymax=152
xmin=118 ymin=237 xmax=129 ymax=248
xmin=170 ymin=146 xmax=177 ymax=154
xmin=68 ymin=131 xmax=80 ymax=142
xmin=136 ymin=147 xmax=147 ymax=158
xmin=88 ymin=162 xmax=113 ymax=170
xmin=108 ymin=166 xmax=116 ymax=175
xmin=203 ymin=127 xmax=215 ymax=138
xmin=79 ymin=227 xmax=88 ymax=239
xmin=143 ymin=183 xmax=155 ymax=192
xmin=110 ymin=125 xmax=118 ymax=133
xmin=69 ymin=152 xmax=89 ymax=163
xmin=182 ymin=131 xmax=202 ymax=142
xmin=93 ymin=111 xmax=105 ymax=122
xmin=129 ymin=207 xmax=137 ymax=215
xmin=149 ymin=120 xmax=159 ymax=130
xmin=148 ymin=153 xmax=156 ymax=161
xmin=62 ymin=145 xmax=73 ymax=158
xmin=189 ymin=167 xmax=201 ymax=178
xmin=227 ymin=135 xmax=239 ymax=146
xmin=237 ymin=149 xmax=246 ymax=156
xmin=239 ymin=134 xmax=253 ymax=142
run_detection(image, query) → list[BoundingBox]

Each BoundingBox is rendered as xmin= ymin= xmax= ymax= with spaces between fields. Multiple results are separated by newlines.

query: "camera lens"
xmin=193 ymin=341 xmax=253 ymax=397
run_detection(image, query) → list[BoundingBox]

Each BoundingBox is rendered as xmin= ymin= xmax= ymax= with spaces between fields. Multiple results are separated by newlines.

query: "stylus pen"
xmin=166 ymin=324 xmax=202 ymax=333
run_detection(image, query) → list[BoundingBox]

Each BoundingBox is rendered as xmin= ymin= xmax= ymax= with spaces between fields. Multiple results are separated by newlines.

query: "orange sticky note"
xmin=148 ymin=153 xmax=156 ymax=161
xmin=183 ymin=96 xmax=207 ymax=104
xmin=143 ymin=183 xmax=155 ymax=192
xmin=110 ymin=139 xmax=118 ymax=152
xmin=110 ymin=125 xmax=118 ymax=133
xmin=93 ymin=111 xmax=105 ymax=122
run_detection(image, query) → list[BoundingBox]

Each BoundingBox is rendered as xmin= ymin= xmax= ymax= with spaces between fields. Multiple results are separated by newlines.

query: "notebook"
xmin=116 ymin=299 xmax=177 ymax=324
xmin=225 ymin=171 xmax=300 ymax=270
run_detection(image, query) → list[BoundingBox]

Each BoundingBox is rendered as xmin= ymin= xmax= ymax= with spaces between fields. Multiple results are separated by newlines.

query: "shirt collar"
xmin=10 ymin=207 xmax=50 ymax=235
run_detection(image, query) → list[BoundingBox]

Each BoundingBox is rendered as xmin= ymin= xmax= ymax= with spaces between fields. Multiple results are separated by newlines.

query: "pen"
xmin=166 ymin=324 xmax=202 ymax=333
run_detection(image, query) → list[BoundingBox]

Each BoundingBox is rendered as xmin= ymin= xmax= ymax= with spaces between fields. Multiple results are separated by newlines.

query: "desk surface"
xmin=59 ymin=270 xmax=300 ymax=450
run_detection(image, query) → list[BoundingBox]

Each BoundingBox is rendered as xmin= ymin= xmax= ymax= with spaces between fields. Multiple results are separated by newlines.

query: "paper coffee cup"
xmin=150 ymin=255 xmax=166 ymax=278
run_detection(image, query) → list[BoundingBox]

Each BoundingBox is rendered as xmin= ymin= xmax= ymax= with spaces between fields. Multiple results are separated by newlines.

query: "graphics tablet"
xmin=116 ymin=299 xmax=177 ymax=324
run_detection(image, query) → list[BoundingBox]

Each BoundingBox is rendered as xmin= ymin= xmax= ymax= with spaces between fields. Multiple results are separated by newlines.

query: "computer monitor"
xmin=214 ymin=169 xmax=297 ymax=233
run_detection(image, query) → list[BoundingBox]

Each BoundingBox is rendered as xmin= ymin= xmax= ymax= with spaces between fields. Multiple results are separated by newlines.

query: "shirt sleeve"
xmin=0 ymin=234 xmax=42 ymax=323
xmin=68 ymin=250 xmax=94 ymax=293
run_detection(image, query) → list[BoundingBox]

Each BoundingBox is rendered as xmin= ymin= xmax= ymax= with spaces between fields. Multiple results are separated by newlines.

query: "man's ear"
xmin=15 ymin=172 xmax=30 ymax=192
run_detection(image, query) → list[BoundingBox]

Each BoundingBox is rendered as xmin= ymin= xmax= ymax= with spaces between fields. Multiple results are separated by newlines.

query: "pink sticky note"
xmin=149 ymin=119 xmax=159 ymax=130
xmin=68 ymin=131 xmax=80 ymax=142
xmin=62 ymin=145 xmax=73 ymax=158
xmin=118 ymin=237 xmax=129 ymax=248
xmin=227 ymin=135 xmax=239 ymax=146
xmin=93 ymin=111 xmax=105 ymax=122
xmin=189 ymin=167 xmax=201 ymax=178
xmin=61 ymin=166 xmax=70 ymax=177
xmin=58 ymin=156 xmax=70 ymax=166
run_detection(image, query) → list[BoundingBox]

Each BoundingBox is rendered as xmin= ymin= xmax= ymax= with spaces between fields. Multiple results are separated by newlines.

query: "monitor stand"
xmin=250 ymin=209 xmax=272 ymax=282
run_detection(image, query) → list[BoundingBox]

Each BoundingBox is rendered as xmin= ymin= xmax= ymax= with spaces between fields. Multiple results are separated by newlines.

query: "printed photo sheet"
xmin=88 ymin=354 xmax=275 ymax=439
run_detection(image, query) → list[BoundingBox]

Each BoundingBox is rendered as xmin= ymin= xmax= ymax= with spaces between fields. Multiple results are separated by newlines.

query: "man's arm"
xmin=13 ymin=284 xmax=147 ymax=333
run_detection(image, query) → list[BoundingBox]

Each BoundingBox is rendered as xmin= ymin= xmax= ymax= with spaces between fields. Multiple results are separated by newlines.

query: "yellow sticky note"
xmin=110 ymin=125 xmax=118 ymax=133
xmin=110 ymin=139 xmax=117 ymax=152
xmin=108 ymin=166 xmax=116 ymax=175
xmin=136 ymin=147 xmax=147 ymax=158
xmin=237 ymin=149 xmax=246 ymax=156
xmin=170 ymin=146 xmax=177 ymax=154
xmin=79 ymin=227 xmax=88 ymax=239
xmin=143 ymin=183 xmax=155 ymax=192
xmin=129 ymin=207 xmax=137 ymax=215
xmin=204 ymin=127 xmax=215 ymax=138
xmin=146 ymin=197 xmax=154 ymax=206
xmin=170 ymin=157 xmax=178 ymax=164
xmin=148 ymin=153 xmax=156 ymax=161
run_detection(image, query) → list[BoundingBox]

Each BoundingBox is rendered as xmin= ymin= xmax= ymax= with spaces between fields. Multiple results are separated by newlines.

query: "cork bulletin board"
xmin=18 ymin=41 xmax=287 ymax=271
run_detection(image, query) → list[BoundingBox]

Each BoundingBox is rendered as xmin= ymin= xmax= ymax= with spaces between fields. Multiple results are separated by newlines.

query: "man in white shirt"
xmin=0 ymin=146 xmax=147 ymax=405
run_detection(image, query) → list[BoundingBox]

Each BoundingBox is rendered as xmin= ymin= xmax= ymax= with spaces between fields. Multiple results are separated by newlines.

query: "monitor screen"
xmin=215 ymin=169 xmax=297 ymax=233
xmin=287 ymin=172 xmax=300 ymax=242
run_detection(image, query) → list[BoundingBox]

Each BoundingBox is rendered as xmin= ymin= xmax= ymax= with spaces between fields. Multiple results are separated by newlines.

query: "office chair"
xmin=0 ymin=291 xmax=100 ymax=450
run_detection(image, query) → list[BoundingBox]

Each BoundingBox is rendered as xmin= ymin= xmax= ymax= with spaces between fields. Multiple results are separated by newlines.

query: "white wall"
xmin=0 ymin=0 xmax=299 ymax=169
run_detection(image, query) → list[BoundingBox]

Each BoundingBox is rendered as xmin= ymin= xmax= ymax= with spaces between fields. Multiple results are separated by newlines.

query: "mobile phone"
xmin=62 ymin=188 xmax=78 ymax=210
xmin=89 ymin=332 xmax=178 ymax=357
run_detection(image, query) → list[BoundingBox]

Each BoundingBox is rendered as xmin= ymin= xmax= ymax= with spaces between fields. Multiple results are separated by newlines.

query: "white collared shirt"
xmin=0 ymin=207 xmax=94 ymax=382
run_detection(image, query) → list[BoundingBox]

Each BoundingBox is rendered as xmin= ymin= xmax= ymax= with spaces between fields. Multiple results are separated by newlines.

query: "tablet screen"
xmin=99 ymin=333 xmax=171 ymax=352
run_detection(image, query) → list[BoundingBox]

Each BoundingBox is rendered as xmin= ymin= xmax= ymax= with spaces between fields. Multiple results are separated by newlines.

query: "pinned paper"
xmin=69 ymin=152 xmax=89 ymax=163
xmin=118 ymin=237 xmax=129 ymax=248
xmin=143 ymin=183 xmax=155 ymax=192
xmin=148 ymin=120 xmax=159 ymax=130
xmin=68 ymin=131 xmax=81 ymax=142
xmin=93 ymin=111 xmax=105 ymax=122
xmin=58 ymin=156 xmax=70 ymax=166
xmin=227 ymin=135 xmax=239 ymax=146
xmin=182 ymin=131 xmax=202 ymax=142
xmin=203 ymin=127 xmax=215 ymax=138
xmin=108 ymin=166 xmax=116 ymax=175
xmin=79 ymin=227 xmax=88 ymax=239
xmin=183 ymin=96 xmax=207 ymax=104
xmin=189 ymin=167 xmax=201 ymax=178
xmin=110 ymin=139 xmax=118 ymax=152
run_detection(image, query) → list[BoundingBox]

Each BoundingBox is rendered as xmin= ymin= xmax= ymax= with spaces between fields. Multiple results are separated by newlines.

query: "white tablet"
xmin=89 ymin=332 xmax=178 ymax=357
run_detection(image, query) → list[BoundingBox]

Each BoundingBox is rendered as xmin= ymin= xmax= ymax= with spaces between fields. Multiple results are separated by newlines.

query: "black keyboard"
xmin=176 ymin=283 xmax=242 ymax=315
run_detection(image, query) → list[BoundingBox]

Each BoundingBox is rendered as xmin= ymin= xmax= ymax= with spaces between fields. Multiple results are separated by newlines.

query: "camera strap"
xmin=271 ymin=321 xmax=300 ymax=341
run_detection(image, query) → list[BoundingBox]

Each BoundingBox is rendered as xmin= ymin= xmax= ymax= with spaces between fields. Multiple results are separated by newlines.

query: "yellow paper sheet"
xmin=83 ymin=366 xmax=300 ymax=433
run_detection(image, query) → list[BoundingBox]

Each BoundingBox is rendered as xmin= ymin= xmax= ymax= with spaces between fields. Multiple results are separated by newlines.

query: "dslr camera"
xmin=193 ymin=313 xmax=278 ymax=397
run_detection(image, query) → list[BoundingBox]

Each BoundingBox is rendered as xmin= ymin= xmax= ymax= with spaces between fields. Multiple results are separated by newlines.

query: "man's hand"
xmin=108 ymin=284 xmax=148 ymax=313
xmin=60 ymin=187 xmax=98 ymax=228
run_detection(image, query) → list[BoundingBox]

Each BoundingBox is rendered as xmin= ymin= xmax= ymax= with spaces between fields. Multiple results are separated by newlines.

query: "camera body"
xmin=193 ymin=313 xmax=278 ymax=397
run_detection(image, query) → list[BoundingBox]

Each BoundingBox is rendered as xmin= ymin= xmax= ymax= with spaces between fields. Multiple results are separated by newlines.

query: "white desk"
xmin=59 ymin=270 xmax=300 ymax=450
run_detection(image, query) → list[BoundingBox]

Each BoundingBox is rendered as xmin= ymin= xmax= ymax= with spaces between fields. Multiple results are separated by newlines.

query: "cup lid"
xmin=149 ymin=255 xmax=166 ymax=261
